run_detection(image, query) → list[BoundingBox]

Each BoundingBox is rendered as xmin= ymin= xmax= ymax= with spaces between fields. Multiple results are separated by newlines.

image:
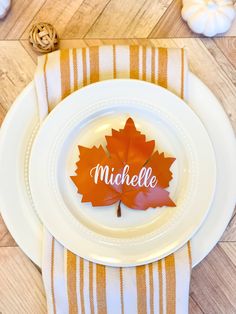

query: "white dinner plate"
xmin=0 ymin=73 xmax=235 ymax=267
xmin=29 ymin=79 xmax=216 ymax=266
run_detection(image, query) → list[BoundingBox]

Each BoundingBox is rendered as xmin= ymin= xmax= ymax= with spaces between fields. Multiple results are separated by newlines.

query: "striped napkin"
xmin=34 ymin=46 xmax=192 ymax=314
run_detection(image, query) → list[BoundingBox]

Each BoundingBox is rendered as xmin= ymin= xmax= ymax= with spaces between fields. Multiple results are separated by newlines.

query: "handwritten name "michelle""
xmin=90 ymin=164 xmax=158 ymax=188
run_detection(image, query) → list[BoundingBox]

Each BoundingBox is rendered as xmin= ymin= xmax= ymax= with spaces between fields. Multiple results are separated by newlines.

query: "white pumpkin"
xmin=0 ymin=0 xmax=11 ymax=19
xmin=182 ymin=0 xmax=236 ymax=37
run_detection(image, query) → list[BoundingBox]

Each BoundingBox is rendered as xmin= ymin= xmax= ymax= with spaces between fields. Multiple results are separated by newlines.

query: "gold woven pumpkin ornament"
xmin=29 ymin=23 xmax=59 ymax=53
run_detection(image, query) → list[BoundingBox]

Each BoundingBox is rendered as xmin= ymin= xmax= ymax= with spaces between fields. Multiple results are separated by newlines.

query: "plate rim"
xmin=29 ymin=78 xmax=216 ymax=267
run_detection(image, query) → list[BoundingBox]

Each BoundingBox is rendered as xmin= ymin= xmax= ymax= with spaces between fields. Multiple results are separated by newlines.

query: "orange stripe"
xmin=136 ymin=265 xmax=147 ymax=314
xmin=113 ymin=45 xmax=117 ymax=79
xmin=50 ymin=238 xmax=56 ymax=314
xmin=120 ymin=268 xmax=124 ymax=314
xmin=130 ymin=46 xmax=139 ymax=79
xmin=158 ymin=48 xmax=168 ymax=88
xmin=72 ymin=48 xmax=78 ymax=91
xmin=165 ymin=254 xmax=176 ymax=314
xmin=187 ymin=241 xmax=192 ymax=270
xmin=142 ymin=46 xmax=146 ymax=81
xmin=60 ymin=49 xmax=71 ymax=100
xmin=181 ymin=48 xmax=185 ymax=100
xmin=96 ymin=264 xmax=107 ymax=314
xmin=79 ymin=258 xmax=85 ymax=314
xmin=158 ymin=260 xmax=163 ymax=314
xmin=82 ymin=48 xmax=87 ymax=86
xmin=89 ymin=262 xmax=95 ymax=314
xmin=151 ymin=47 xmax=155 ymax=83
xmin=43 ymin=54 xmax=49 ymax=110
xmin=67 ymin=251 xmax=78 ymax=314
xmin=89 ymin=46 xmax=99 ymax=83
xmin=148 ymin=263 xmax=154 ymax=314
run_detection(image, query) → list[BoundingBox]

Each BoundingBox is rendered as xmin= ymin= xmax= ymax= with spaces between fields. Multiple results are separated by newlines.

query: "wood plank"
xmin=19 ymin=39 xmax=41 ymax=63
xmin=149 ymin=0 xmax=197 ymax=38
xmin=0 ymin=215 xmax=17 ymax=247
xmin=0 ymin=0 xmax=45 ymax=40
xmin=190 ymin=244 xmax=236 ymax=314
xmin=20 ymin=0 xmax=85 ymax=39
xmin=61 ymin=0 xmax=111 ymax=38
xmin=0 ymin=41 xmax=35 ymax=124
xmin=0 ymin=247 xmax=46 ymax=313
xmin=85 ymin=0 xmax=172 ymax=38
xmin=201 ymin=38 xmax=236 ymax=86
xmin=214 ymin=38 xmax=236 ymax=68
xmin=221 ymin=209 xmax=236 ymax=241
xmin=189 ymin=296 xmax=204 ymax=314
xmin=220 ymin=243 xmax=236 ymax=266
xmin=4 ymin=0 xmax=46 ymax=40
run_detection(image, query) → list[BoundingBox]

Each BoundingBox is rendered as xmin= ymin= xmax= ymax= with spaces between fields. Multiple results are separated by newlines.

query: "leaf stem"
xmin=117 ymin=201 xmax=122 ymax=217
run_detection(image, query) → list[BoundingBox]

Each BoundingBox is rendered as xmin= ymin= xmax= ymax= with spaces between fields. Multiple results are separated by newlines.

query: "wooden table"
xmin=0 ymin=1 xmax=236 ymax=313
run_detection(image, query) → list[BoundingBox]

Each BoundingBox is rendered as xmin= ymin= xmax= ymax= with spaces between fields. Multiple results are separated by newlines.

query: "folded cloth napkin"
xmin=34 ymin=46 xmax=192 ymax=314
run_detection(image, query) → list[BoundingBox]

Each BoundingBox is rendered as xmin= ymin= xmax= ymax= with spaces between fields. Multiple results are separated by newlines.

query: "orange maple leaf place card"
xmin=71 ymin=117 xmax=176 ymax=217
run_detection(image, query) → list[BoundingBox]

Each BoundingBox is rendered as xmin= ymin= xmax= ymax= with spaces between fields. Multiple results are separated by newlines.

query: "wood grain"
xmin=220 ymin=243 xmax=236 ymax=266
xmin=61 ymin=0 xmax=111 ymax=39
xmin=0 ymin=0 xmax=45 ymax=40
xmin=0 ymin=1 xmax=235 ymax=312
xmin=20 ymin=0 xmax=85 ymax=39
xmin=85 ymin=0 xmax=173 ymax=38
xmin=0 ymin=248 xmax=46 ymax=313
xmin=214 ymin=38 xmax=236 ymax=69
xmin=0 ymin=216 xmax=17 ymax=247
xmin=0 ymin=41 xmax=35 ymax=124
xmin=149 ymin=0 xmax=197 ymax=38
xmin=221 ymin=210 xmax=236 ymax=242
xmin=202 ymin=38 xmax=236 ymax=86
xmin=189 ymin=297 xmax=204 ymax=314
xmin=191 ymin=245 xmax=236 ymax=314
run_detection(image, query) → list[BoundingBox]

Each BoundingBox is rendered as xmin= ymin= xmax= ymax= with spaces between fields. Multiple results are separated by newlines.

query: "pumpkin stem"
xmin=117 ymin=201 xmax=122 ymax=217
